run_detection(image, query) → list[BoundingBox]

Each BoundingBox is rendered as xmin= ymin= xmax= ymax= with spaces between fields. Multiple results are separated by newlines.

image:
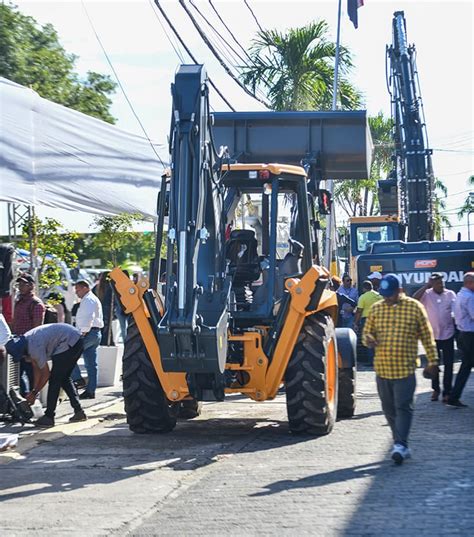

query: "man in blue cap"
xmin=5 ymin=323 xmax=87 ymax=427
xmin=363 ymin=274 xmax=438 ymax=464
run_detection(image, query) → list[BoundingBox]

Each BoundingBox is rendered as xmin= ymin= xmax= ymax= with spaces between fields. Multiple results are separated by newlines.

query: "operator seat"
xmin=226 ymin=229 xmax=260 ymax=286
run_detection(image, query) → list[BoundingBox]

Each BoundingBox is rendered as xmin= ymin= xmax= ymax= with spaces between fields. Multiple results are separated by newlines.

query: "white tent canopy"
xmin=0 ymin=77 xmax=166 ymax=220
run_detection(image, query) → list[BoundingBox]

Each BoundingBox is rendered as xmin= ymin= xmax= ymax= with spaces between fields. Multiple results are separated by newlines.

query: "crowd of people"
xmin=0 ymin=271 xmax=134 ymax=427
xmin=1 ymin=267 xmax=473 ymax=463
xmin=335 ymin=270 xmax=474 ymax=465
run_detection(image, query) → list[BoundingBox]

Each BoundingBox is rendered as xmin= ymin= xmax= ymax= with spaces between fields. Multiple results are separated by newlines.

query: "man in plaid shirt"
xmin=13 ymin=274 xmax=45 ymax=394
xmin=363 ymin=274 xmax=438 ymax=465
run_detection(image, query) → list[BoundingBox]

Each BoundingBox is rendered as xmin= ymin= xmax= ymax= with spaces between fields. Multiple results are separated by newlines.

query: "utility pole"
xmin=324 ymin=0 xmax=342 ymax=270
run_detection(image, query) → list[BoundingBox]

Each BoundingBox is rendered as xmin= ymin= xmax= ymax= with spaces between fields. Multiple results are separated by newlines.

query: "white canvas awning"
xmin=0 ymin=77 xmax=167 ymax=220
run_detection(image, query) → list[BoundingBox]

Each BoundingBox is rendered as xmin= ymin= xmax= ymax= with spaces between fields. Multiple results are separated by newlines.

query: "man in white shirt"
xmin=71 ymin=280 xmax=104 ymax=399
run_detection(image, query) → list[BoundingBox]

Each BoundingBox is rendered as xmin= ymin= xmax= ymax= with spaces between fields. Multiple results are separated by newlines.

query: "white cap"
xmin=368 ymin=271 xmax=382 ymax=280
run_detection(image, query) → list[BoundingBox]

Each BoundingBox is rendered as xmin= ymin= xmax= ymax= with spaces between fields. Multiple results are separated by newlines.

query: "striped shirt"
xmin=362 ymin=295 xmax=437 ymax=379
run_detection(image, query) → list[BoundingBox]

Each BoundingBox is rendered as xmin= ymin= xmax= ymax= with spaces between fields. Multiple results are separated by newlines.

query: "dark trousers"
xmin=376 ymin=374 xmax=416 ymax=447
xmin=432 ymin=337 xmax=455 ymax=396
xmin=45 ymin=339 xmax=84 ymax=419
xmin=451 ymin=331 xmax=474 ymax=401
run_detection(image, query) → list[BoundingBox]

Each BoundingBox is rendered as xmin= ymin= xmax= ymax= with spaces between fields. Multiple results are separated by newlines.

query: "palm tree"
xmin=433 ymin=178 xmax=451 ymax=240
xmin=241 ymin=21 xmax=361 ymax=111
xmin=334 ymin=112 xmax=393 ymax=218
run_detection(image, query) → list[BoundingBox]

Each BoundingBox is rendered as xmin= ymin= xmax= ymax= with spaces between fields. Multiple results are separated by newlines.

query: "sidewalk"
xmin=0 ymin=375 xmax=123 ymax=444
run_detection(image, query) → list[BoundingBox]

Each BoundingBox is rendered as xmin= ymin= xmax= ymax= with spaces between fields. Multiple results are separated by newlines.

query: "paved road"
xmin=1 ymin=368 xmax=473 ymax=536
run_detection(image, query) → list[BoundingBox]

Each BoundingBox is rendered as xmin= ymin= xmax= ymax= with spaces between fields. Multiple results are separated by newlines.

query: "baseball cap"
xmin=429 ymin=272 xmax=443 ymax=281
xmin=368 ymin=271 xmax=382 ymax=280
xmin=16 ymin=274 xmax=35 ymax=284
xmin=5 ymin=336 xmax=28 ymax=362
xmin=378 ymin=274 xmax=401 ymax=297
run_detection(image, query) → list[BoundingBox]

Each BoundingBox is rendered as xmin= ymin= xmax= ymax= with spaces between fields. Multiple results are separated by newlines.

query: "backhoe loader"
xmin=110 ymin=65 xmax=372 ymax=435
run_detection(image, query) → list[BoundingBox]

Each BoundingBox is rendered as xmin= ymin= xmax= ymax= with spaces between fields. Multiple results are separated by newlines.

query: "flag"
xmin=348 ymin=0 xmax=364 ymax=29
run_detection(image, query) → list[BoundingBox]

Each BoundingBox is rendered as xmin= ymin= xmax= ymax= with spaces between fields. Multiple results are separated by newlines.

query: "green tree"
xmin=0 ymin=3 xmax=116 ymax=123
xmin=91 ymin=213 xmax=142 ymax=266
xmin=456 ymin=176 xmax=474 ymax=221
xmin=241 ymin=21 xmax=361 ymax=111
xmin=433 ymin=178 xmax=451 ymax=240
xmin=334 ymin=112 xmax=393 ymax=218
xmin=19 ymin=216 xmax=78 ymax=292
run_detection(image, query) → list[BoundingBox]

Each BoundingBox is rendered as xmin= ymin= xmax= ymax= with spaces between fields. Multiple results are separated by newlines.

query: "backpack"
xmin=43 ymin=304 xmax=58 ymax=324
xmin=29 ymin=299 xmax=58 ymax=325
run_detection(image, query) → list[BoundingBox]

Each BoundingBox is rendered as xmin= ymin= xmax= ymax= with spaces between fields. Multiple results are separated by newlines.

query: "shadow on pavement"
xmin=249 ymin=462 xmax=383 ymax=497
xmin=339 ymin=388 xmax=474 ymax=536
xmin=0 ymin=414 xmax=315 ymax=503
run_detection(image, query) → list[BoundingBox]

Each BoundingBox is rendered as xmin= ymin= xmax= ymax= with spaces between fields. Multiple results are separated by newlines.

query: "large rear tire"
xmin=285 ymin=312 xmax=338 ymax=436
xmin=337 ymin=368 xmax=356 ymax=418
xmin=335 ymin=328 xmax=357 ymax=419
xmin=122 ymin=319 xmax=178 ymax=433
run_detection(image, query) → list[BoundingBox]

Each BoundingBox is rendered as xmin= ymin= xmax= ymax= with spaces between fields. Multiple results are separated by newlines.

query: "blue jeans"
xmin=341 ymin=316 xmax=354 ymax=329
xmin=376 ymin=374 xmax=416 ymax=447
xmin=360 ymin=317 xmax=374 ymax=361
xmin=71 ymin=328 xmax=102 ymax=394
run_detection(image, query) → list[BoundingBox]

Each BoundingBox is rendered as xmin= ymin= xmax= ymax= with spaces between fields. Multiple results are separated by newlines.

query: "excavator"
xmin=110 ymin=64 xmax=372 ymax=434
xmin=349 ymin=11 xmax=474 ymax=295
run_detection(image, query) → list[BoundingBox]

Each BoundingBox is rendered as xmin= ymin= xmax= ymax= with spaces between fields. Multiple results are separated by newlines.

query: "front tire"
xmin=122 ymin=319 xmax=178 ymax=433
xmin=285 ymin=312 xmax=338 ymax=435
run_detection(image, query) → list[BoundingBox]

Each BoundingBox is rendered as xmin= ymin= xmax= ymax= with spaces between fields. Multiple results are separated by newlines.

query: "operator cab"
xmin=222 ymin=163 xmax=317 ymax=326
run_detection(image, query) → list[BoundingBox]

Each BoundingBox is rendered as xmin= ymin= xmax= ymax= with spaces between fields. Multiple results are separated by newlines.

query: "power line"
xmin=153 ymin=0 xmax=235 ymax=111
xmin=179 ymin=0 xmax=271 ymax=109
xmin=433 ymin=148 xmax=474 ymax=154
xmin=148 ymin=0 xmax=186 ymax=63
xmin=191 ymin=0 xmax=249 ymax=67
xmin=80 ymin=0 xmax=166 ymax=168
xmin=243 ymin=0 xmax=264 ymax=33
xmin=203 ymin=1 xmax=273 ymax=101
xmin=209 ymin=0 xmax=255 ymax=63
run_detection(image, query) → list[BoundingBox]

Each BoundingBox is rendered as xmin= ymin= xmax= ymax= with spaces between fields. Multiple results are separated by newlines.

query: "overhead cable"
xmin=148 ymin=0 xmax=186 ymax=63
xmin=80 ymin=0 xmax=166 ymax=168
xmin=153 ymin=1 xmax=235 ymax=112
xmin=179 ymin=0 xmax=270 ymax=108
xmin=209 ymin=0 xmax=255 ymax=63
xmin=196 ymin=1 xmax=272 ymax=101
xmin=243 ymin=0 xmax=264 ymax=33
xmin=191 ymin=0 xmax=249 ymax=67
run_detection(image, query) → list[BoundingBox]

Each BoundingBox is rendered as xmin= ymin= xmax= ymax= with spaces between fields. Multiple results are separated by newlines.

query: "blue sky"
xmin=2 ymin=0 xmax=473 ymax=238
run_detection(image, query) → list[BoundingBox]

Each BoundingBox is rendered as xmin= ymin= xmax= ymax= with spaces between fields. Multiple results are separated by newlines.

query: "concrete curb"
xmin=0 ymin=397 xmax=124 ymax=466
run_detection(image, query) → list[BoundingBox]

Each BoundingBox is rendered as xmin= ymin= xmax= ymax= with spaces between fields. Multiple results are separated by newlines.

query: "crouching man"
xmin=5 ymin=323 xmax=87 ymax=428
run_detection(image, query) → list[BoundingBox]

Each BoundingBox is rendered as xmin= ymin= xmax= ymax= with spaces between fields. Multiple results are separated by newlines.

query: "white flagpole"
xmin=324 ymin=0 xmax=342 ymax=270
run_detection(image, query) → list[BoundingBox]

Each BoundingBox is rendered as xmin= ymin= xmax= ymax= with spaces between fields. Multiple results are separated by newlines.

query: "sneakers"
xmin=34 ymin=415 xmax=55 ymax=428
xmin=79 ymin=391 xmax=95 ymax=400
xmin=391 ymin=443 xmax=411 ymax=465
xmin=69 ymin=410 xmax=87 ymax=423
xmin=446 ymin=399 xmax=468 ymax=408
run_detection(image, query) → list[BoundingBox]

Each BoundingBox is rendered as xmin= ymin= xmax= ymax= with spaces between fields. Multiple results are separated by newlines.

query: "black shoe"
xmin=74 ymin=378 xmax=87 ymax=389
xmin=446 ymin=399 xmax=468 ymax=408
xmin=34 ymin=415 xmax=55 ymax=428
xmin=79 ymin=391 xmax=95 ymax=400
xmin=69 ymin=410 xmax=87 ymax=422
